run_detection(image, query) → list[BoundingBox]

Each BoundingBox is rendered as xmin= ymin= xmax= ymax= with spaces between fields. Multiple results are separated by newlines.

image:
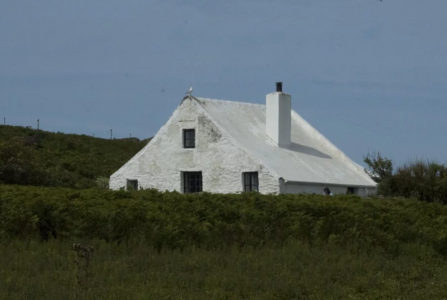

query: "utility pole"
xmin=3 ymin=117 xmax=5 ymax=125
xmin=110 ymin=129 xmax=113 ymax=140
xmin=37 ymin=119 xmax=40 ymax=130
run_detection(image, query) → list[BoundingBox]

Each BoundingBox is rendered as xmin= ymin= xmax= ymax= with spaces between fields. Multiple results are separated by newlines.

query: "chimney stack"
xmin=266 ymin=82 xmax=291 ymax=147
xmin=276 ymin=82 xmax=283 ymax=92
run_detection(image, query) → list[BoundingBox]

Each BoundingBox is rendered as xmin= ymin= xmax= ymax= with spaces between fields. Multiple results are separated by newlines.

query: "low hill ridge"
xmin=0 ymin=125 xmax=149 ymax=188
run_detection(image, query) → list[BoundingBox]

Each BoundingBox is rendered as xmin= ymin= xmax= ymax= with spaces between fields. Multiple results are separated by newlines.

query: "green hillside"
xmin=0 ymin=125 xmax=149 ymax=188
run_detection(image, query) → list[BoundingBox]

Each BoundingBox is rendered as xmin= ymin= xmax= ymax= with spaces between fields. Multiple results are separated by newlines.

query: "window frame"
xmin=243 ymin=172 xmax=259 ymax=192
xmin=347 ymin=187 xmax=358 ymax=195
xmin=183 ymin=171 xmax=202 ymax=193
xmin=183 ymin=129 xmax=196 ymax=149
xmin=126 ymin=179 xmax=138 ymax=191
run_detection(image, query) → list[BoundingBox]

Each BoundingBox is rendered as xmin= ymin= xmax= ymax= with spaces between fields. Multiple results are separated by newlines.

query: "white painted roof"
xmin=194 ymin=97 xmax=376 ymax=187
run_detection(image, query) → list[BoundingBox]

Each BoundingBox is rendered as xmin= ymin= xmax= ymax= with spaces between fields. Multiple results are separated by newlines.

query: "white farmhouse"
xmin=110 ymin=83 xmax=376 ymax=196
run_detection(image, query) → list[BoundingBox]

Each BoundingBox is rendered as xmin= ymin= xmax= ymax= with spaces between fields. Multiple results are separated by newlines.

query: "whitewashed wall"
xmin=356 ymin=187 xmax=376 ymax=197
xmin=279 ymin=181 xmax=376 ymax=196
xmin=110 ymin=98 xmax=279 ymax=194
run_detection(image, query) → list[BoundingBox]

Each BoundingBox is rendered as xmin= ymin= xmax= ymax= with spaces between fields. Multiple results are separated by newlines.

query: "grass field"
xmin=1 ymin=239 xmax=447 ymax=300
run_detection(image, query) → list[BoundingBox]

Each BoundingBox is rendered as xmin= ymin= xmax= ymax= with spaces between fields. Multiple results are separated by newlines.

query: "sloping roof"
xmin=193 ymin=97 xmax=376 ymax=187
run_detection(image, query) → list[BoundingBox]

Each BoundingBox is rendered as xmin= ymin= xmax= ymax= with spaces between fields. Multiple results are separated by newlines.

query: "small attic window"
xmin=183 ymin=129 xmax=195 ymax=148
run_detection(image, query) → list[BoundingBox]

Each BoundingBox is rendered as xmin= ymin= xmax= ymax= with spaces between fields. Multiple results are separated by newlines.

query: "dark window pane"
xmin=243 ymin=172 xmax=258 ymax=192
xmin=347 ymin=187 xmax=356 ymax=195
xmin=185 ymin=139 xmax=194 ymax=148
xmin=183 ymin=171 xmax=202 ymax=193
xmin=126 ymin=179 xmax=138 ymax=191
xmin=251 ymin=173 xmax=258 ymax=185
xmin=244 ymin=173 xmax=250 ymax=184
xmin=185 ymin=130 xmax=194 ymax=139
xmin=183 ymin=129 xmax=195 ymax=148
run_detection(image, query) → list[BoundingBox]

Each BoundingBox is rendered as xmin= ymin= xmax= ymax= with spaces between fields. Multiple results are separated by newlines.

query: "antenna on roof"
xmin=185 ymin=87 xmax=193 ymax=96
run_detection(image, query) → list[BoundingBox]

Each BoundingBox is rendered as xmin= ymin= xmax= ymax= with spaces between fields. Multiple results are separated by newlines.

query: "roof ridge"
xmin=194 ymin=97 xmax=265 ymax=108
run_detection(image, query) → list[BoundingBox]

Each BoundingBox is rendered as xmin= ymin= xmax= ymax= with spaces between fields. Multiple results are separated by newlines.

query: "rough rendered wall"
xmin=280 ymin=181 xmax=376 ymax=196
xmin=109 ymin=98 xmax=279 ymax=194
xmin=356 ymin=187 xmax=376 ymax=197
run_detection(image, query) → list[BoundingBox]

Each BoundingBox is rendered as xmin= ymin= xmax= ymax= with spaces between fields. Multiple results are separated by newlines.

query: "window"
xmin=183 ymin=129 xmax=195 ymax=148
xmin=183 ymin=172 xmax=202 ymax=193
xmin=127 ymin=179 xmax=138 ymax=191
xmin=243 ymin=172 xmax=259 ymax=192
xmin=347 ymin=187 xmax=357 ymax=195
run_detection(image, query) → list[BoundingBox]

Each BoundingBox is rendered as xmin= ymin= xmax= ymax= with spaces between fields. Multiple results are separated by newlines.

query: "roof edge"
xmin=194 ymin=96 xmax=265 ymax=108
xmin=283 ymin=179 xmax=377 ymax=188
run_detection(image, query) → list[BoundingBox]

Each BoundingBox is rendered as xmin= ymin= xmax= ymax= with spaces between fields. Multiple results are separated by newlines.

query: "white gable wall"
xmin=109 ymin=98 xmax=279 ymax=193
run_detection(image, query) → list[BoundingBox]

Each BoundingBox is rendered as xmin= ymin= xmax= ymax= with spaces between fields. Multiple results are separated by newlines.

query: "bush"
xmin=364 ymin=152 xmax=447 ymax=203
xmin=1 ymin=185 xmax=447 ymax=256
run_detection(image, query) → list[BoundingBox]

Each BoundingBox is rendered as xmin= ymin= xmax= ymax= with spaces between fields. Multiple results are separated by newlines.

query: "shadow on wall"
xmin=285 ymin=142 xmax=332 ymax=159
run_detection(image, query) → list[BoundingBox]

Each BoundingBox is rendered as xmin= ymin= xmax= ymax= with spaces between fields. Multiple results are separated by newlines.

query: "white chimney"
xmin=266 ymin=82 xmax=291 ymax=147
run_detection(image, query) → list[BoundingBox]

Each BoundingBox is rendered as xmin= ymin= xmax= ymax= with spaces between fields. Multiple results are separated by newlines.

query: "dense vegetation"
xmin=0 ymin=125 xmax=148 ymax=188
xmin=1 ymin=185 xmax=447 ymax=254
xmin=364 ymin=152 xmax=447 ymax=203
xmin=1 ymin=186 xmax=447 ymax=299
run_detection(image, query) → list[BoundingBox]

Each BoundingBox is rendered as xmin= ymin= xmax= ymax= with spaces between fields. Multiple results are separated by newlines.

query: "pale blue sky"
xmin=1 ymin=0 xmax=446 ymax=166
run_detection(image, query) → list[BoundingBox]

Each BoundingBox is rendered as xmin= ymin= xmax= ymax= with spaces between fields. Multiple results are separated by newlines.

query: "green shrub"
xmin=1 ymin=185 xmax=447 ymax=256
xmin=364 ymin=152 xmax=447 ymax=203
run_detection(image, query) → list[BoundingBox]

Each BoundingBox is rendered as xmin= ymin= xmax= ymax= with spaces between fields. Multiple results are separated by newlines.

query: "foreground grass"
xmin=1 ymin=240 xmax=446 ymax=300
